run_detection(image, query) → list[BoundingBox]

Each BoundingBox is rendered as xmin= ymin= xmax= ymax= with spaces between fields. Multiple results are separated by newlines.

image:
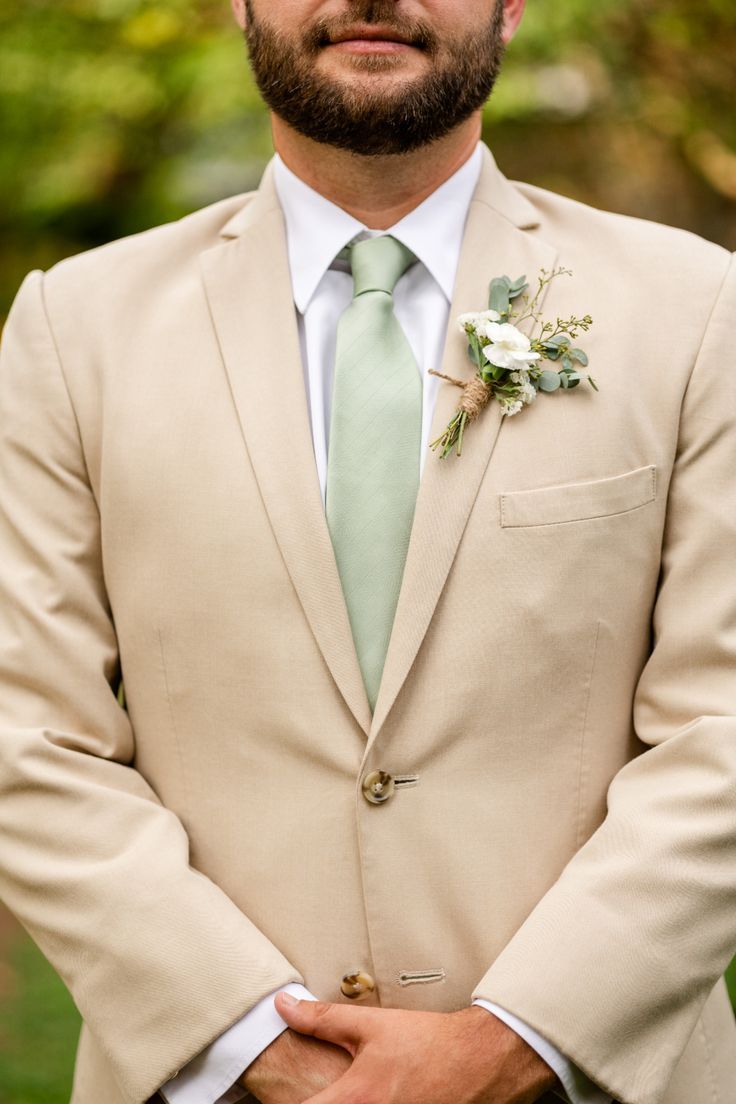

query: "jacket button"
xmin=340 ymin=970 xmax=376 ymax=1000
xmin=362 ymin=769 xmax=395 ymax=804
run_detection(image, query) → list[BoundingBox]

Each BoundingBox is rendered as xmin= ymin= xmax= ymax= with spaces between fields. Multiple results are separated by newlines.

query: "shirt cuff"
xmin=472 ymin=1000 xmax=612 ymax=1104
xmin=159 ymin=983 xmax=318 ymax=1104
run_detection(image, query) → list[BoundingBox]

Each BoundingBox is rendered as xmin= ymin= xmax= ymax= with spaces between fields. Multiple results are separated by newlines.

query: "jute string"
xmin=428 ymin=370 xmax=493 ymax=421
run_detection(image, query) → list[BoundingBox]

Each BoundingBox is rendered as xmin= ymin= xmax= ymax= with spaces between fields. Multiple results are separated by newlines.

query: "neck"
xmin=271 ymin=115 xmax=482 ymax=230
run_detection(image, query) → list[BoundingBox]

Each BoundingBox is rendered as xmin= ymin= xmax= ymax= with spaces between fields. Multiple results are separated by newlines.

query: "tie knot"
xmin=348 ymin=235 xmax=415 ymax=298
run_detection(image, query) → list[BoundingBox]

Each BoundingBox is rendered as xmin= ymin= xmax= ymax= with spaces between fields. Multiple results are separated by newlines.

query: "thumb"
xmin=275 ymin=992 xmax=365 ymax=1050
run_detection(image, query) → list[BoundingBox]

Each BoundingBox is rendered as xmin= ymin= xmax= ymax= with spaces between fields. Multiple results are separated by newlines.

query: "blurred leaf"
xmin=538 ymin=370 xmax=562 ymax=392
xmin=489 ymin=275 xmax=512 ymax=314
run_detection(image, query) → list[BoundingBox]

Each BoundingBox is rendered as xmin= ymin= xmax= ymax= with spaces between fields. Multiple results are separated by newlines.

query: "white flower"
xmin=502 ymin=399 xmax=524 ymax=417
xmin=456 ymin=308 xmax=501 ymax=335
xmin=519 ymin=381 xmax=537 ymax=405
xmin=483 ymin=323 xmax=541 ymax=369
xmin=509 ymin=369 xmax=530 ymax=385
xmin=457 ymin=313 xmax=477 ymax=333
xmin=473 ymin=309 xmax=502 ymax=339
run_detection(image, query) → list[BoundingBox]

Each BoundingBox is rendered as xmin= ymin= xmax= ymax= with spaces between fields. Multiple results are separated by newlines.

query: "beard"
xmin=243 ymin=0 xmax=506 ymax=156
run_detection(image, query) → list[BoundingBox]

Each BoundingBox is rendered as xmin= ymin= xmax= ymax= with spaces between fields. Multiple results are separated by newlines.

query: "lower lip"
xmin=329 ymin=39 xmax=414 ymax=54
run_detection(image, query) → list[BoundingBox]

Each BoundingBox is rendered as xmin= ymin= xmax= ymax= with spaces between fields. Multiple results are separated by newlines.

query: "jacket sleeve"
xmin=471 ymin=254 xmax=736 ymax=1104
xmin=0 ymin=271 xmax=304 ymax=1104
xmin=473 ymin=1002 xmax=611 ymax=1104
xmin=159 ymin=984 xmax=316 ymax=1104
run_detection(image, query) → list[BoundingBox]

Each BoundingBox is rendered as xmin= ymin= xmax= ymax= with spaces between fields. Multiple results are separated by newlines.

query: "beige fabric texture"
xmin=0 ymin=145 xmax=735 ymax=1104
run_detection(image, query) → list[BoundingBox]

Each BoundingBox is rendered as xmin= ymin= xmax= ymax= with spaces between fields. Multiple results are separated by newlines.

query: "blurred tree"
xmin=489 ymin=0 xmax=736 ymax=251
xmin=1 ymin=0 xmax=735 ymax=316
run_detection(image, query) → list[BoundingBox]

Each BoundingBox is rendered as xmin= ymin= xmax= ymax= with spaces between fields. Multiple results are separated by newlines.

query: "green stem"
xmin=457 ymin=411 xmax=467 ymax=456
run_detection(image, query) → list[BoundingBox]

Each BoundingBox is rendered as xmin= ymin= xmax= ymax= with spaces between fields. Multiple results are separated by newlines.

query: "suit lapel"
xmin=199 ymin=167 xmax=373 ymax=735
xmin=198 ymin=148 xmax=558 ymax=746
xmin=367 ymin=153 xmax=559 ymax=742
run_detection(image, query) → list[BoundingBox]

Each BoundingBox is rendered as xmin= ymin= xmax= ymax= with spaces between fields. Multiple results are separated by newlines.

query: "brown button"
xmin=340 ymin=970 xmax=376 ymax=1000
xmin=362 ymin=769 xmax=395 ymax=804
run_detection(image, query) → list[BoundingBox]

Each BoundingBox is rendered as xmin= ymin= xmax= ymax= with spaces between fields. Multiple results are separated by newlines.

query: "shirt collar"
xmin=273 ymin=143 xmax=483 ymax=314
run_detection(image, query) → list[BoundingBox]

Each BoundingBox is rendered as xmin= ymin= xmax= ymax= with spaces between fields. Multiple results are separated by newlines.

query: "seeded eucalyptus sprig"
xmin=429 ymin=268 xmax=597 ymax=458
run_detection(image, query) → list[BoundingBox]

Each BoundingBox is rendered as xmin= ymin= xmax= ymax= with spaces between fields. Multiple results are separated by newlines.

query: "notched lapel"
xmin=196 ymin=150 xmax=559 ymax=746
xmin=368 ymin=164 xmax=559 ymax=744
xmin=198 ymin=169 xmax=372 ymax=736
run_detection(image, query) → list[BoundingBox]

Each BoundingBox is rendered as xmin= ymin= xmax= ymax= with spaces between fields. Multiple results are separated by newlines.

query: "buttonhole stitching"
xmin=397 ymin=969 xmax=446 ymax=986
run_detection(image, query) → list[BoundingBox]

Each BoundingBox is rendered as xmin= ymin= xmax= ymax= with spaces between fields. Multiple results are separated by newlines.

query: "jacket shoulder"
xmin=515 ymin=179 xmax=731 ymax=277
xmin=510 ymin=180 xmax=733 ymax=337
xmin=41 ymin=191 xmax=257 ymax=294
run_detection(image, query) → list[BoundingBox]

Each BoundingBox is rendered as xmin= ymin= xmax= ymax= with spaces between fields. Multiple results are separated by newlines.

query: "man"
xmin=0 ymin=0 xmax=734 ymax=1102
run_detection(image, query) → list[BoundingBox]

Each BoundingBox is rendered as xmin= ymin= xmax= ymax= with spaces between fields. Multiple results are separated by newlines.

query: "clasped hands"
xmin=238 ymin=991 xmax=559 ymax=1104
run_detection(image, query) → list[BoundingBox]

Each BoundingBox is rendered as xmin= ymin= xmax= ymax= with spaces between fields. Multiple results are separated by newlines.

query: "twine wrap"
xmin=428 ymin=369 xmax=494 ymax=420
xmin=458 ymin=375 xmax=493 ymax=420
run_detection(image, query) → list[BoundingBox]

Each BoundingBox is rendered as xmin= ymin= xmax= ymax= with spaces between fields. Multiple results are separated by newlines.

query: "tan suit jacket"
xmin=0 ymin=145 xmax=735 ymax=1104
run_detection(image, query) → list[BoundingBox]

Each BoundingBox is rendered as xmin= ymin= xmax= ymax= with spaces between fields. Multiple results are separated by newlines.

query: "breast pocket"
xmin=499 ymin=464 xmax=657 ymax=528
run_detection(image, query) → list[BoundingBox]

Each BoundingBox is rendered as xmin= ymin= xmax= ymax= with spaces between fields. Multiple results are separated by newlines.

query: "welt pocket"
xmin=499 ymin=464 xmax=657 ymax=528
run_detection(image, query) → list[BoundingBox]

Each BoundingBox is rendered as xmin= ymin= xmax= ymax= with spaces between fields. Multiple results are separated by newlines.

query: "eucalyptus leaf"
xmin=545 ymin=334 xmax=571 ymax=347
xmin=507 ymin=274 xmax=529 ymax=299
xmin=566 ymin=376 xmax=581 ymax=388
xmin=561 ymin=353 xmax=574 ymax=371
xmin=538 ymin=370 xmax=562 ymax=392
xmin=543 ymin=345 xmax=562 ymax=361
xmin=569 ymin=348 xmax=589 ymax=366
xmin=489 ymin=275 xmax=512 ymax=315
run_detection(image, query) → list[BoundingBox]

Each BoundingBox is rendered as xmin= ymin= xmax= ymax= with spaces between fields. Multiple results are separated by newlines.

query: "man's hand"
xmin=273 ymin=993 xmax=560 ymax=1104
xmin=237 ymin=1024 xmax=352 ymax=1104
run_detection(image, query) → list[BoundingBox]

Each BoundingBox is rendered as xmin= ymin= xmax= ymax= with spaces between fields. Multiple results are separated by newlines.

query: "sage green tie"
xmin=326 ymin=235 xmax=422 ymax=711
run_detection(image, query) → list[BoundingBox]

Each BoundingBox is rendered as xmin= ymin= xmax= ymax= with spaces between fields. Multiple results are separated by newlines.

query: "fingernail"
xmin=280 ymin=992 xmax=298 ymax=1006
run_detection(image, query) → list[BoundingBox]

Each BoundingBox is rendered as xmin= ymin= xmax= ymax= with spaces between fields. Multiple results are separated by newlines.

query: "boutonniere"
xmin=429 ymin=268 xmax=597 ymax=458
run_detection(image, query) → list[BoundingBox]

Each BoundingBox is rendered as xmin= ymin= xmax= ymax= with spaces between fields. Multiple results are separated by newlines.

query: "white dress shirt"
xmin=160 ymin=145 xmax=610 ymax=1104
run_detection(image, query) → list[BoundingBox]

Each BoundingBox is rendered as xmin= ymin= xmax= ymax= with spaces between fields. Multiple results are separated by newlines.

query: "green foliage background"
xmin=0 ymin=0 xmax=734 ymax=1096
xmin=0 ymin=931 xmax=81 ymax=1104
xmin=1 ymin=0 xmax=736 ymax=319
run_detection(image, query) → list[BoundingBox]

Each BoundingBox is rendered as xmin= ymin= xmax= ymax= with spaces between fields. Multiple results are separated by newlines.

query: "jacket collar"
xmin=200 ymin=143 xmax=556 ymax=741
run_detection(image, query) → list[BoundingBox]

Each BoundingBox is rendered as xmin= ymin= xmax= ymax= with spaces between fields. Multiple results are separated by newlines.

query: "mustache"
xmin=303 ymin=2 xmax=438 ymax=53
